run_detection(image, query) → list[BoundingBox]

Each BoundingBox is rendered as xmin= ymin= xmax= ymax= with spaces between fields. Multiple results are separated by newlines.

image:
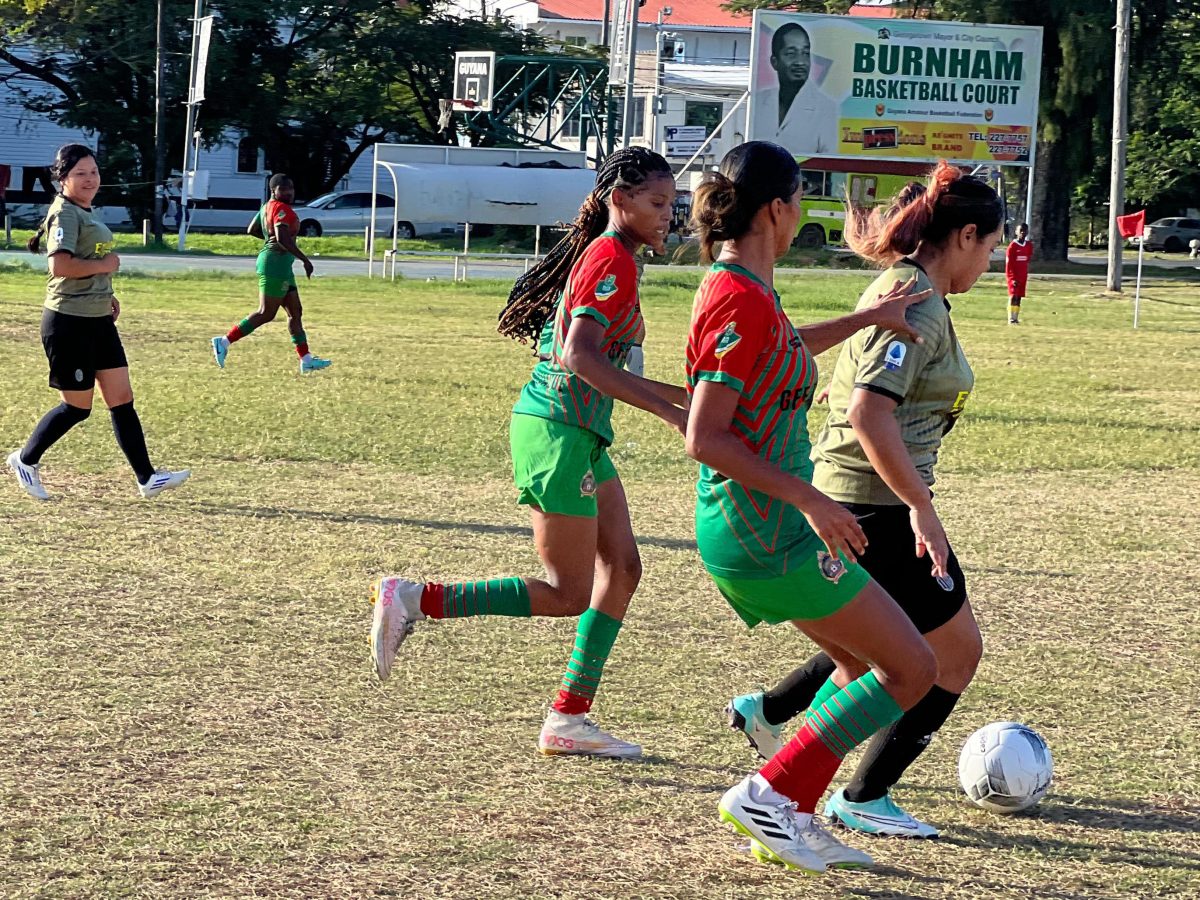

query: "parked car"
xmin=1140 ymin=217 xmax=1200 ymax=253
xmin=293 ymin=191 xmax=457 ymax=239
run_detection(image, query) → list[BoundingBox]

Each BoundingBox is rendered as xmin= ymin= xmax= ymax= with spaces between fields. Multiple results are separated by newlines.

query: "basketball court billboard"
xmin=748 ymin=12 xmax=1042 ymax=165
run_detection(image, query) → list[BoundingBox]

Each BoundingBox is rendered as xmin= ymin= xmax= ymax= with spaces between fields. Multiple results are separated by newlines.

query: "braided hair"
xmin=27 ymin=144 xmax=97 ymax=254
xmin=498 ymin=147 xmax=673 ymax=345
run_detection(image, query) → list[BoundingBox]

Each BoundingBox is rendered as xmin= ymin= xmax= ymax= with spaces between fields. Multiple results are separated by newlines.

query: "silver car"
xmin=1140 ymin=216 xmax=1200 ymax=253
xmin=294 ymin=191 xmax=456 ymax=239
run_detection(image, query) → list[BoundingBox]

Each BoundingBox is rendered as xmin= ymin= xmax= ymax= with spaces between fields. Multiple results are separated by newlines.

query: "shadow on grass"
xmin=186 ymin=500 xmax=700 ymax=552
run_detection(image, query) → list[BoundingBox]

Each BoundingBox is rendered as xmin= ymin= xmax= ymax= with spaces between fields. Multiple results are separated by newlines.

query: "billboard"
xmin=748 ymin=12 xmax=1042 ymax=165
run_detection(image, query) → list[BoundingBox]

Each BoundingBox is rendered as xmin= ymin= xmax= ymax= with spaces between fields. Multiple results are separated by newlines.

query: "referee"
xmin=6 ymin=144 xmax=190 ymax=500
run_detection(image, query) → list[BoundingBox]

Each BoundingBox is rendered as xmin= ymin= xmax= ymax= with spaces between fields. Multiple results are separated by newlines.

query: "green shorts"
xmin=510 ymin=413 xmax=617 ymax=518
xmin=256 ymin=251 xmax=296 ymax=298
xmin=709 ymin=551 xmax=871 ymax=628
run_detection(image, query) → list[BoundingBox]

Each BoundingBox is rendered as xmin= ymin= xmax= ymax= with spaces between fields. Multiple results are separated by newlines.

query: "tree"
xmin=0 ymin=0 xmax=546 ymax=219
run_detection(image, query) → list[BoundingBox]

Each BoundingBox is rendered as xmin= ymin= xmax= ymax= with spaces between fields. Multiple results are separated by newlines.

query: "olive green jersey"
xmin=42 ymin=195 xmax=116 ymax=317
xmin=812 ymin=261 xmax=974 ymax=505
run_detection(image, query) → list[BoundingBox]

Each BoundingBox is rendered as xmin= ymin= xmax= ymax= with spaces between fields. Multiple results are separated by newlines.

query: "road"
xmin=3 ymin=249 xmax=1196 ymax=282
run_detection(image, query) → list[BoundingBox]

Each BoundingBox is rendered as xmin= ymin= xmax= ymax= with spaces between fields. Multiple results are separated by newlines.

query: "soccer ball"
xmin=958 ymin=722 xmax=1053 ymax=814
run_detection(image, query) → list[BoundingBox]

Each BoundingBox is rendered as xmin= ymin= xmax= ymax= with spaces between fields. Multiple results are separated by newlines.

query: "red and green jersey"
xmin=686 ymin=263 xmax=819 ymax=578
xmin=512 ymin=232 xmax=645 ymax=446
xmin=254 ymin=199 xmax=299 ymax=256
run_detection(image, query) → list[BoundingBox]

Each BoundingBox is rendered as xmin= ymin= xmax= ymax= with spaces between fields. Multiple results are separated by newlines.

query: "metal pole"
xmin=177 ymin=0 xmax=203 ymax=251
xmin=621 ymin=1 xmax=640 ymax=148
xmin=653 ymin=12 xmax=668 ymax=157
xmin=675 ymin=91 xmax=748 ymax=183
xmin=1133 ymin=238 xmax=1144 ymax=328
xmin=601 ymin=0 xmax=611 ymax=46
xmin=1106 ymin=0 xmax=1132 ymax=292
xmin=152 ymin=0 xmax=165 ymax=244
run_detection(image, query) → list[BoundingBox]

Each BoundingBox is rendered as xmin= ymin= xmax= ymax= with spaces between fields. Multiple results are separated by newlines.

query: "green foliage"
xmin=0 ymin=1 xmax=547 ymax=215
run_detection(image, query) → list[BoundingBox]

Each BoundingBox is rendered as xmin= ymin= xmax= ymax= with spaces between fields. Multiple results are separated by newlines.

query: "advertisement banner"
xmin=748 ymin=12 xmax=1042 ymax=165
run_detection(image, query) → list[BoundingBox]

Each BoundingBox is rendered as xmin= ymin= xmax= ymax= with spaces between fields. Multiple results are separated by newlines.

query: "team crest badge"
xmin=816 ymin=551 xmax=846 ymax=584
xmin=875 ymin=104 xmax=885 ymax=117
xmin=580 ymin=470 xmax=597 ymax=497
xmin=714 ymin=321 xmax=742 ymax=358
xmin=984 ymin=108 xmax=994 ymax=122
xmin=595 ymin=274 xmax=619 ymax=302
xmin=884 ymin=340 xmax=906 ymax=371
xmin=54 ymin=226 xmax=64 ymax=243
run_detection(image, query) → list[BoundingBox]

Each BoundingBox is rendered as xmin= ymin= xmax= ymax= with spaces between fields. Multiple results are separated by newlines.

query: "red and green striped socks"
xmin=292 ymin=330 xmax=309 ymax=358
xmin=419 ymin=578 xmax=532 ymax=618
xmin=552 ymin=608 xmax=623 ymax=716
xmin=760 ymin=671 xmax=903 ymax=812
xmin=226 ymin=317 xmax=255 ymax=343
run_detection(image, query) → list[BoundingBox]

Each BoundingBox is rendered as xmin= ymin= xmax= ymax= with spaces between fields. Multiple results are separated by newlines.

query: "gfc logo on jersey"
xmin=884 ymin=340 xmax=907 ymax=371
xmin=713 ymin=321 xmax=742 ymax=359
xmin=594 ymin=274 xmax=619 ymax=302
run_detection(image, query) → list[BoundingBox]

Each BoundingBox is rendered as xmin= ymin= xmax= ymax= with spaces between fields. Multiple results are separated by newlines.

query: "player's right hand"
xmin=802 ymin=494 xmax=867 ymax=563
xmin=303 ymin=259 xmax=314 ymax=279
xmin=910 ymin=503 xmax=950 ymax=578
xmin=100 ymin=253 xmax=121 ymax=274
xmin=869 ymin=276 xmax=931 ymax=344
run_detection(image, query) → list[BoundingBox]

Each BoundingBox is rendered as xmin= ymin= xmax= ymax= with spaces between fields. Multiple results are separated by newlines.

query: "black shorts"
xmin=844 ymin=502 xmax=968 ymax=634
xmin=40 ymin=307 xmax=128 ymax=391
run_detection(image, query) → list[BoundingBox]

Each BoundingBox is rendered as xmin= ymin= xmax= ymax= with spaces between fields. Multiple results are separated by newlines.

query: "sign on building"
xmin=453 ymin=51 xmax=496 ymax=112
xmin=747 ymin=12 xmax=1043 ymax=165
xmin=664 ymin=125 xmax=708 ymax=157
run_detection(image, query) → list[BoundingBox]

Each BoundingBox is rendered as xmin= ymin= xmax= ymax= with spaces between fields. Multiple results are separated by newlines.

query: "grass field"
xmin=1 ymin=265 xmax=1198 ymax=899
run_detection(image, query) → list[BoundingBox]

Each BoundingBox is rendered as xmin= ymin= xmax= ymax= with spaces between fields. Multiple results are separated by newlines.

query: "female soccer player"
xmin=211 ymin=174 xmax=331 ymax=373
xmin=685 ymin=141 xmax=939 ymax=874
xmin=1005 ymin=222 xmax=1033 ymax=324
xmin=369 ymin=148 xmax=687 ymax=759
xmin=726 ymin=160 xmax=1003 ymax=841
xmin=6 ymin=144 xmax=190 ymax=500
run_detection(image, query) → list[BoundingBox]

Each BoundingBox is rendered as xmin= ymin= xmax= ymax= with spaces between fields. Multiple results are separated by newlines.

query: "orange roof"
xmin=536 ymin=0 xmax=749 ymax=28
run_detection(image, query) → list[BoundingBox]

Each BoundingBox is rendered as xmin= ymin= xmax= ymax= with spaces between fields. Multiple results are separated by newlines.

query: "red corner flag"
xmin=1117 ymin=210 xmax=1146 ymax=239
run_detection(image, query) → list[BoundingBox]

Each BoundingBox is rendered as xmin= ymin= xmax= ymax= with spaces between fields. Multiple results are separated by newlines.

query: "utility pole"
xmin=152 ymin=0 xmax=166 ymax=244
xmin=652 ymin=8 xmax=672 ymax=159
xmin=621 ymin=0 xmax=640 ymax=148
xmin=1106 ymin=0 xmax=1132 ymax=292
xmin=601 ymin=0 xmax=611 ymax=46
xmin=177 ymin=0 xmax=204 ymax=251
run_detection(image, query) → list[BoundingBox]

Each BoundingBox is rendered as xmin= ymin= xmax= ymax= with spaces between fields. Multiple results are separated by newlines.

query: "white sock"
xmin=749 ymin=774 xmax=813 ymax=826
xmin=301 ymin=352 xmax=313 ymax=363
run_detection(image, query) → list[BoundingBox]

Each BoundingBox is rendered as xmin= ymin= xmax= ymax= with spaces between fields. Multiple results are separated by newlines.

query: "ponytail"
xmin=497 ymin=147 xmax=672 ymax=345
xmin=690 ymin=141 xmax=800 ymax=263
xmin=844 ymin=159 xmax=1002 ymax=266
xmin=27 ymin=222 xmax=46 ymax=254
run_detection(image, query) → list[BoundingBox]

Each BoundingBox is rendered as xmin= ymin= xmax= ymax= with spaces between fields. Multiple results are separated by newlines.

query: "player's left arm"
xmin=274 ymin=220 xmax=314 ymax=278
xmin=798 ymin=275 xmax=930 ymax=356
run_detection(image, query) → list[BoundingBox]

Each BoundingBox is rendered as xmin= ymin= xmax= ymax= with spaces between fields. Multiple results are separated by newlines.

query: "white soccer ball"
xmin=958 ymin=721 xmax=1053 ymax=814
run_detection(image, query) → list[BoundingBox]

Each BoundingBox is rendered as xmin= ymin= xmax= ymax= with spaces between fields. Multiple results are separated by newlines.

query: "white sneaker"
xmin=717 ymin=775 xmax=826 ymax=874
xmin=7 ymin=450 xmax=49 ymax=501
xmin=798 ymin=817 xmax=874 ymax=869
xmin=537 ymin=709 xmax=642 ymax=759
xmin=369 ymin=577 xmax=426 ymax=681
xmin=138 ymin=468 xmax=191 ymax=499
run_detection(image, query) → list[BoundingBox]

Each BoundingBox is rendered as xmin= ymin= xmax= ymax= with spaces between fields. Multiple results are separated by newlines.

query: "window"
xmin=563 ymin=36 xmax=587 ymax=49
xmin=685 ymin=101 xmax=722 ymax=139
xmin=560 ymin=101 xmax=582 ymax=139
xmin=800 ymin=169 xmax=827 ymax=198
xmin=828 ymin=172 xmax=847 ymax=202
xmin=613 ymin=96 xmax=647 ymax=139
xmin=236 ymin=137 xmax=261 ymax=174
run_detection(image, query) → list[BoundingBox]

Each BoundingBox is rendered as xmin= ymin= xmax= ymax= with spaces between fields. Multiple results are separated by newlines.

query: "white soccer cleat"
xmin=717 ymin=775 xmax=826 ymax=874
xmin=138 ymin=468 xmax=191 ymax=499
xmin=369 ymin=577 xmax=426 ymax=681
xmin=537 ymin=709 xmax=642 ymax=759
xmin=796 ymin=816 xmax=874 ymax=869
xmin=6 ymin=450 xmax=50 ymax=501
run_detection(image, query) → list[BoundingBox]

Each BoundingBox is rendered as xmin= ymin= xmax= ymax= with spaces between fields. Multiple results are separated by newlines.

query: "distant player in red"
xmin=1005 ymin=222 xmax=1032 ymax=324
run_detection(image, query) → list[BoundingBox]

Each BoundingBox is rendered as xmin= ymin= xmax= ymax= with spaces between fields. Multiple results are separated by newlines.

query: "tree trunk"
xmin=1031 ymin=136 xmax=1071 ymax=261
